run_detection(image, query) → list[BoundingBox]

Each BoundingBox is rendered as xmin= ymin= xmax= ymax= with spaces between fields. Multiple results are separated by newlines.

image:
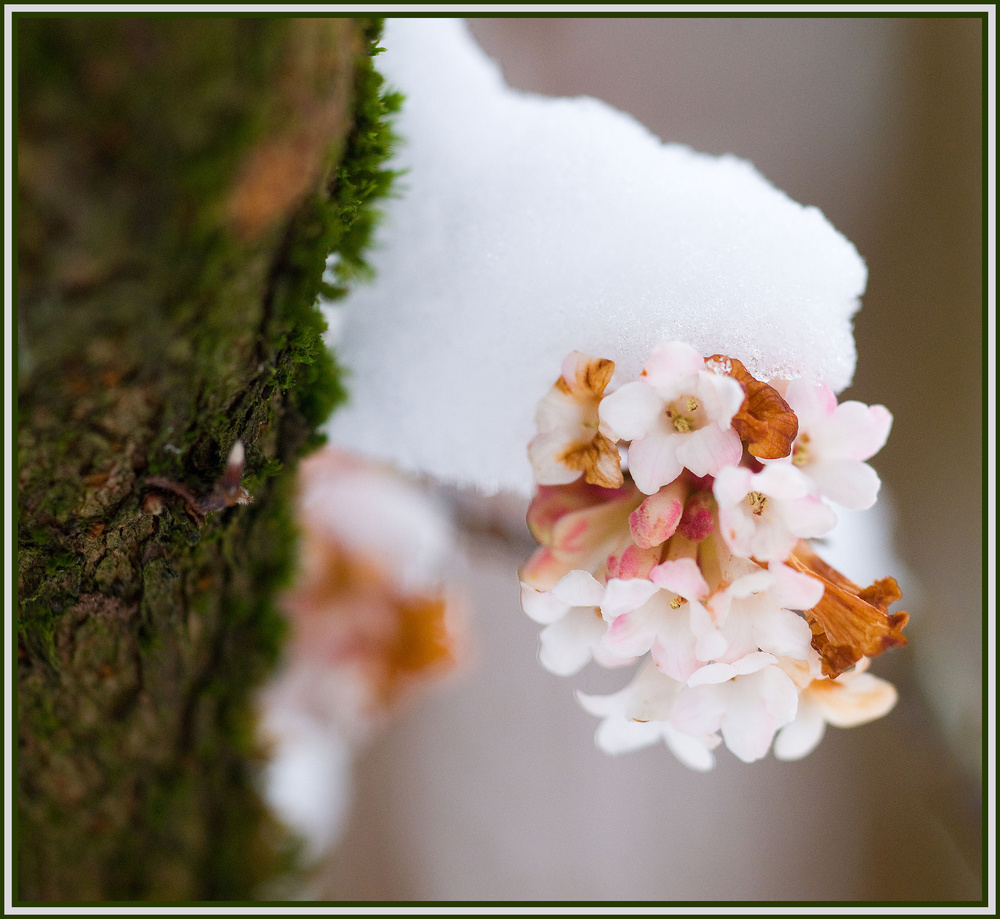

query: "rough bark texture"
xmin=16 ymin=16 xmax=396 ymax=900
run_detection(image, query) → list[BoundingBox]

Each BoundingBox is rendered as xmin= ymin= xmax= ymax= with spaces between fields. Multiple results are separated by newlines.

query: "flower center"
xmin=666 ymin=396 xmax=701 ymax=433
xmin=669 ymin=596 xmax=686 ymax=610
xmin=792 ymin=433 xmax=811 ymax=466
xmin=747 ymin=491 xmax=768 ymax=516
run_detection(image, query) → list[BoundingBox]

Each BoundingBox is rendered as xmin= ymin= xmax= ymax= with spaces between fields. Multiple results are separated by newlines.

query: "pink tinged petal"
xmin=518 ymin=548 xmax=571 ymax=592
xmin=649 ymin=557 xmax=709 ymax=602
xmin=598 ymin=380 xmax=663 ymax=442
xmin=781 ymin=493 xmax=838 ymax=540
xmin=674 ymin=424 xmax=743 ymax=478
xmin=551 ymin=570 xmax=605 ymax=607
xmin=706 ymin=584 xmax=736 ymax=630
xmin=713 ymin=464 xmax=754 ymax=508
xmin=767 ymin=561 xmax=826 ymax=611
xmin=592 ymin=640 xmax=638 ymax=669
xmin=813 ymin=671 xmax=898 ymax=727
xmin=600 ymin=577 xmax=660 ymax=620
xmin=688 ymin=600 xmax=728 ymax=662
xmin=806 ymin=459 xmax=881 ymax=510
xmin=773 ymin=699 xmax=827 ymax=761
xmin=527 ymin=430 xmax=584 ymax=485
xmin=744 ymin=519 xmax=799 ymax=564
xmin=538 ymin=608 xmax=608 ymax=676
xmin=669 ymin=683 xmax=726 ymax=736
xmin=526 ymin=481 xmax=604 ymax=543
xmin=628 ymin=479 xmax=687 ymax=548
xmin=753 ymin=607 xmax=814 ymax=660
xmin=687 ymin=651 xmax=778 ymax=686
xmin=754 ymin=462 xmax=812 ymax=501
xmin=602 ymin=605 xmax=658 ymax=658
xmin=640 ymin=340 xmax=705 ymax=392
xmin=662 ymin=724 xmax=718 ymax=772
xmin=650 ymin=627 xmax=702 ymax=683
xmin=727 ymin=569 xmax=776 ymax=600
xmin=547 ymin=496 xmax=639 ymax=571
xmin=714 ymin=601 xmax=758 ymax=663
xmin=720 ymin=666 xmax=799 ymax=763
xmin=624 ymin=431 xmax=685 ymax=495
xmin=606 ymin=544 xmax=661 ymax=580
xmin=520 ymin=582 xmax=570 ymax=625
xmin=526 ymin=479 xmax=639 ymax=547
xmin=696 ymin=369 xmax=746 ymax=426
xmin=816 ymin=401 xmax=893 ymax=461
xmin=784 ymin=378 xmax=837 ymax=428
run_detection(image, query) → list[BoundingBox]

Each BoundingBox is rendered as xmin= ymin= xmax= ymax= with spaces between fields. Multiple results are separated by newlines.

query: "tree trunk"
xmin=16 ymin=16 xmax=397 ymax=900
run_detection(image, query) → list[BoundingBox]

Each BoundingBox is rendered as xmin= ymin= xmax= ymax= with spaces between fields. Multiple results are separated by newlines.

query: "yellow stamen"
xmin=792 ymin=433 xmax=811 ymax=466
xmin=748 ymin=491 xmax=768 ymax=516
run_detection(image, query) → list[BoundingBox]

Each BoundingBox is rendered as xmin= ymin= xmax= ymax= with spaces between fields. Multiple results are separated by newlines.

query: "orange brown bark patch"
xmin=225 ymin=19 xmax=359 ymax=240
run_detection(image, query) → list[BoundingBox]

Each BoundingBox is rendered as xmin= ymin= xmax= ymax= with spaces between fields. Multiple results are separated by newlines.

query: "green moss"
xmin=16 ymin=16 xmax=402 ymax=900
xmin=270 ymin=18 xmax=402 ymax=447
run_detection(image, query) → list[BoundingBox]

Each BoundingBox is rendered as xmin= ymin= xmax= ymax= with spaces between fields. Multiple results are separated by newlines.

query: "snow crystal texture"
xmin=326 ymin=18 xmax=867 ymax=496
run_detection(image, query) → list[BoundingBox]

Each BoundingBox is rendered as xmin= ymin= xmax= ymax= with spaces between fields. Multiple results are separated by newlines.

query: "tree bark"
xmin=16 ymin=16 xmax=394 ymax=900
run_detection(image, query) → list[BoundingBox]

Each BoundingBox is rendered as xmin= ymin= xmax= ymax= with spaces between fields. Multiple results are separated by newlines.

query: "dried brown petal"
xmin=571 ymin=355 xmax=616 ymax=396
xmin=708 ymin=354 xmax=798 ymax=459
xmin=557 ymin=433 xmax=624 ymax=489
xmin=789 ymin=541 xmax=908 ymax=677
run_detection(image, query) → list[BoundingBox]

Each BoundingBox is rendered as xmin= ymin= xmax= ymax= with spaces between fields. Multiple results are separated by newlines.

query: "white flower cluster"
xmin=520 ymin=342 xmax=907 ymax=770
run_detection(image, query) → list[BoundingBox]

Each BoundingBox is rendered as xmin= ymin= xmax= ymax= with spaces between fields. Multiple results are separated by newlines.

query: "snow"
xmin=325 ymin=18 xmax=867 ymax=496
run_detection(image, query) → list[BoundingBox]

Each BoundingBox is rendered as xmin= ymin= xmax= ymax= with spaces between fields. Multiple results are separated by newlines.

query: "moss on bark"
xmin=16 ymin=16 xmax=399 ymax=900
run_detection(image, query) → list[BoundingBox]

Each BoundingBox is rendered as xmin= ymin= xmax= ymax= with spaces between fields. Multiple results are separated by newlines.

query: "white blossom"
xmin=599 ymin=341 xmax=745 ymax=494
xmin=714 ymin=462 xmax=838 ymax=561
xmin=780 ymin=378 xmax=893 ymax=510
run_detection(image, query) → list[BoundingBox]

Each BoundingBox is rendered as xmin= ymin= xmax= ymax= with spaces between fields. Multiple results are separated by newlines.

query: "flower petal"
xmin=649 ymin=557 xmax=710 ymax=602
xmin=720 ymin=666 xmax=798 ymax=763
xmin=674 ymin=423 xmax=743 ymax=478
xmin=601 ymin=576 xmax=661 ymax=620
xmin=773 ymin=700 xmax=827 ymax=760
xmin=551 ymin=569 xmax=606 ymax=607
xmin=663 ymin=724 xmax=718 ymax=772
xmin=520 ymin=582 xmax=570 ymax=624
xmin=603 ymin=605 xmax=658 ymax=658
xmin=626 ymin=431 xmax=686 ymax=495
xmin=598 ymin=379 xmax=663 ymax=442
xmin=640 ymin=340 xmax=705 ymax=392
xmin=811 ymin=671 xmax=898 ymax=727
xmin=527 ymin=430 xmax=585 ymax=485
xmin=711 ymin=355 xmax=799 ymax=459
xmin=594 ymin=717 xmax=663 ymax=755
xmin=628 ymin=478 xmax=688 ymax=548
xmin=538 ymin=607 xmax=608 ymax=676
xmin=806 ymin=458 xmax=881 ymax=511
xmin=790 ymin=541 xmax=908 ymax=677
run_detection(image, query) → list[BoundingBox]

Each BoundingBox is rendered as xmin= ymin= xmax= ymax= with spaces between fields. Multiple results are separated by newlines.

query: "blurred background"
xmin=310 ymin=17 xmax=984 ymax=900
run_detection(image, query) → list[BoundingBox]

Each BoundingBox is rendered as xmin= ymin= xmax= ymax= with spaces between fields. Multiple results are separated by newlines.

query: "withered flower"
xmin=528 ymin=351 xmax=623 ymax=489
xmin=707 ymin=355 xmax=798 ymax=459
xmin=789 ymin=541 xmax=908 ymax=678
